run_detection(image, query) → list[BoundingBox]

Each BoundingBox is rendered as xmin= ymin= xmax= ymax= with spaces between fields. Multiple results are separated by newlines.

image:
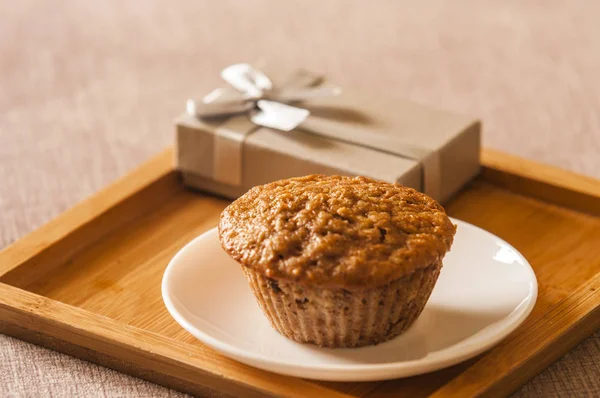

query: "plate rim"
xmin=162 ymin=218 xmax=538 ymax=380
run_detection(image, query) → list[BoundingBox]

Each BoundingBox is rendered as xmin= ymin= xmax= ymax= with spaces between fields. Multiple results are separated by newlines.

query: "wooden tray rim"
xmin=1 ymin=147 xmax=599 ymax=398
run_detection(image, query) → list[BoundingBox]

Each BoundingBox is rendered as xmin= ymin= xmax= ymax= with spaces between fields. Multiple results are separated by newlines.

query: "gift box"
xmin=175 ymin=64 xmax=480 ymax=203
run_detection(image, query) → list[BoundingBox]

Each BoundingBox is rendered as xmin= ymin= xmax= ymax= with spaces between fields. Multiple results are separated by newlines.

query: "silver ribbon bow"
xmin=186 ymin=63 xmax=341 ymax=131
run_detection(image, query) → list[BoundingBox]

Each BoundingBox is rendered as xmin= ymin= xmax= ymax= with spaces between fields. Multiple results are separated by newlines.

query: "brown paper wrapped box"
xmin=175 ymin=69 xmax=480 ymax=204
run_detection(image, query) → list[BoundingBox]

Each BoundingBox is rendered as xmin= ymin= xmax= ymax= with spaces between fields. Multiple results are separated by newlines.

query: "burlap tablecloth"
xmin=1 ymin=1 xmax=599 ymax=396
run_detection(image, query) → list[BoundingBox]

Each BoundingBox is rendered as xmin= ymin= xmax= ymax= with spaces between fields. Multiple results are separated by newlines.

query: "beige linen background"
xmin=1 ymin=0 xmax=599 ymax=396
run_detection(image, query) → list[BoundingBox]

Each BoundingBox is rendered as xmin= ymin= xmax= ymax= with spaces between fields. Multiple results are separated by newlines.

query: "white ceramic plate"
xmin=162 ymin=218 xmax=537 ymax=381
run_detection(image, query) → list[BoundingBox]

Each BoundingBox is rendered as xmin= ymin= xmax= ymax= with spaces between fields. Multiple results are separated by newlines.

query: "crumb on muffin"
xmin=219 ymin=175 xmax=456 ymax=289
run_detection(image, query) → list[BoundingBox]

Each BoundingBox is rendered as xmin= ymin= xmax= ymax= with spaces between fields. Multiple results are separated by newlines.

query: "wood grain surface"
xmin=1 ymin=148 xmax=598 ymax=397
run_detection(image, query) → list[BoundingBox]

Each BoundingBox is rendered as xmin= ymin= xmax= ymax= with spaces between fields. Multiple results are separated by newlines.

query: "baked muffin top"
xmin=219 ymin=175 xmax=456 ymax=289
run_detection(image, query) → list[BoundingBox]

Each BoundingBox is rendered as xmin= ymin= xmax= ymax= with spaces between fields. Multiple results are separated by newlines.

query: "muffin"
xmin=218 ymin=175 xmax=456 ymax=348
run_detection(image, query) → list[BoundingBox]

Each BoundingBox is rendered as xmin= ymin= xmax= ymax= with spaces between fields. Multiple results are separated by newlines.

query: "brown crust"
xmin=219 ymin=175 xmax=456 ymax=289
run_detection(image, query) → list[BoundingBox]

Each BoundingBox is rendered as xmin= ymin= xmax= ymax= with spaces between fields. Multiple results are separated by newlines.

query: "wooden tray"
xmin=1 ymin=148 xmax=599 ymax=398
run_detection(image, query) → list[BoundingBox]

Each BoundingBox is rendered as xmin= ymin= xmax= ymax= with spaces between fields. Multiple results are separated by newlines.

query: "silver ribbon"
xmin=186 ymin=63 xmax=340 ymax=186
xmin=186 ymin=64 xmax=440 ymax=199
xmin=187 ymin=63 xmax=341 ymax=132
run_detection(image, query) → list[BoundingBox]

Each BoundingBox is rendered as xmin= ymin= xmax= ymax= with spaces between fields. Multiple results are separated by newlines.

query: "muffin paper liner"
xmin=242 ymin=262 xmax=442 ymax=348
